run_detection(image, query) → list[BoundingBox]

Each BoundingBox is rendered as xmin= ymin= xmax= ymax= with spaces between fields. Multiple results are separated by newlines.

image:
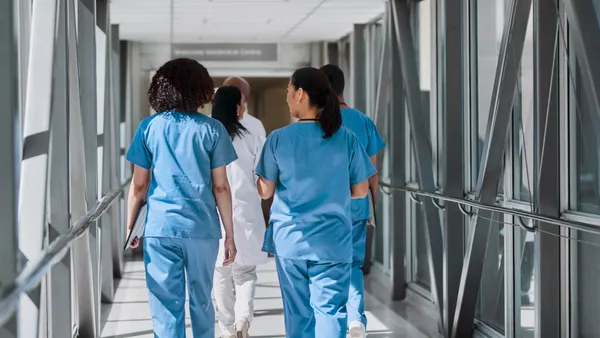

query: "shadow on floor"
xmin=102 ymin=324 xmax=191 ymax=338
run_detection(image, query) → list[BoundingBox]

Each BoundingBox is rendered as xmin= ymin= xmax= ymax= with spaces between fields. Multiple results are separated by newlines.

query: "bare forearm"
xmin=368 ymin=174 xmax=378 ymax=205
xmin=214 ymin=185 xmax=234 ymax=238
xmin=257 ymin=177 xmax=275 ymax=200
xmin=368 ymin=155 xmax=378 ymax=205
xmin=127 ymin=181 xmax=147 ymax=229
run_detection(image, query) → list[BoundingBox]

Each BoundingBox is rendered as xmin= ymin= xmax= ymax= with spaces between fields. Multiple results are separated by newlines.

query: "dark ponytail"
xmin=211 ymin=86 xmax=247 ymax=140
xmin=319 ymin=88 xmax=342 ymax=139
xmin=291 ymin=67 xmax=343 ymax=139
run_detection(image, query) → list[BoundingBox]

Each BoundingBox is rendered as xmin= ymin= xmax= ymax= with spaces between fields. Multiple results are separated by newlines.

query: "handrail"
xmin=379 ymin=181 xmax=600 ymax=235
xmin=0 ymin=179 xmax=131 ymax=327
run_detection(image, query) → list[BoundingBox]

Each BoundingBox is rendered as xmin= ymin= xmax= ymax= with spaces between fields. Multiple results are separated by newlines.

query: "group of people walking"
xmin=125 ymin=57 xmax=385 ymax=338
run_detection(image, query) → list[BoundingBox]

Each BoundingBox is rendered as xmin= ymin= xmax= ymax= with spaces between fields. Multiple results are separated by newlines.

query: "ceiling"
xmin=110 ymin=0 xmax=386 ymax=43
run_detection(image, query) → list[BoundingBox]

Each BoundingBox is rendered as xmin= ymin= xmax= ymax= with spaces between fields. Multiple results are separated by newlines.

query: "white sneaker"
xmin=236 ymin=320 xmax=250 ymax=338
xmin=220 ymin=325 xmax=236 ymax=338
xmin=349 ymin=321 xmax=366 ymax=338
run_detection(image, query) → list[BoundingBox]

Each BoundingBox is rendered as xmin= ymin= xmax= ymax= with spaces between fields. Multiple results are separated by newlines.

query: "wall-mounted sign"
xmin=171 ymin=43 xmax=278 ymax=62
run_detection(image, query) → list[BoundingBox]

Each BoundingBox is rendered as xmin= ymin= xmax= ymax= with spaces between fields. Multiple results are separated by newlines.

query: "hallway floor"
xmin=100 ymin=258 xmax=433 ymax=338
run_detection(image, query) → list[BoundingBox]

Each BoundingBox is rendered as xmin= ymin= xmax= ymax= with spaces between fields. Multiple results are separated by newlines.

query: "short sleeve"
xmin=210 ymin=123 xmax=238 ymax=169
xmin=349 ymin=134 xmax=377 ymax=186
xmin=255 ymin=133 xmax=279 ymax=182
xmin=126 ymin=122 xmax=152 ymax=169
xmin=365 ymin=118 xmax=386 ymax=157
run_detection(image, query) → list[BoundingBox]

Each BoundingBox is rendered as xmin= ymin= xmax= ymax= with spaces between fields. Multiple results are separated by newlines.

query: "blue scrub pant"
xmin=348 ymin=220 xmax=368 ymax=327
xmin=275 ymin=256 xmax=351 ymax=338
xmin=144 ymin=237 xmax=219 ymax=338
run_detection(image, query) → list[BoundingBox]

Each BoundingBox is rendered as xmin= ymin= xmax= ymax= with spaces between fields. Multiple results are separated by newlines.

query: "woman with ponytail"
xmin=255 ymin=67 xmax=376 ymax=337
xmin=211 ymin=86 xmax=267 ymax=338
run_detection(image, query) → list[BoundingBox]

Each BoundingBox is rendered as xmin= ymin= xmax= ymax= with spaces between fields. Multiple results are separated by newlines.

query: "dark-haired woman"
xmin=210 ymin=86 xmax=267 ymax=338
xmin=255 ymin=67 xmax=376 ymax=337
xmin=125 ymin=58 xmax=238 ymax=338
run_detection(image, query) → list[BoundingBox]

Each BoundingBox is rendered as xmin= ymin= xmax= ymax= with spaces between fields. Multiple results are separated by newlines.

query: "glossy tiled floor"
xmin=100 ymin=258 xmax=433 ymax=338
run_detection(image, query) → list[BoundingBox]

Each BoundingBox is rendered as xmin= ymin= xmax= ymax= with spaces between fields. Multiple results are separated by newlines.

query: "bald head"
xmin=222 ymin=77 xmax=250 ymax=99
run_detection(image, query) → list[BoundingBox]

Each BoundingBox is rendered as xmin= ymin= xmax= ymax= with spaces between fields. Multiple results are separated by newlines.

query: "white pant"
xmin=213 ymin=263 xmax=258 ymax=335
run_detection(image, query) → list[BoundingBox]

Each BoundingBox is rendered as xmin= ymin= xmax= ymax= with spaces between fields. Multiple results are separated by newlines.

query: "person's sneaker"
xmin=236 ymin=320 xmax=250 ymax=338
xmin=220 ymin=326 xmax=236 ymax=338
xmin=349 ymin=321 xmax=366 ymax=338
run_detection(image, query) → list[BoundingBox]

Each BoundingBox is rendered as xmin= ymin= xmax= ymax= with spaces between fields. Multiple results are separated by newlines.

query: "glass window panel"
xmin=370 ymin=21 xmax=387 ymax=267
xmin=415 ymin=206 xmax=431 ymax=289
xmin=573 ymin=58 xmax=600 ymax=214
xmin=515 ymin=223 xmax=535 ymax=337
xmin=472 ymin=0 xmax=508 ymax=190
xmin=368 ymin=22 xmax=384 ymax=116
xmin=512 ymin=8 xmax=535 ymax=202
xmin=408 ymin=0 xmax=433 ymax=290
xmin=569 ymin=5 xmax=600 ymax=331
xmin=373 ymin=102 xmax=392 ymax=267
xmin=593 ymin=0 xmax=600 ymax=19
xmin=572 ymin=230 xmax=600 ymax=337
xmin=372 ymin=23 xmax=383 ymax=114
xmin=475 ymin=212 xmax=505 ymax=333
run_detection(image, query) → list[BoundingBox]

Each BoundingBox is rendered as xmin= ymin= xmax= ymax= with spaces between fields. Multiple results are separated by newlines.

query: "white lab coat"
xmin=240 ymin=109 xmax=266 ymax=139
xmin=216 ymin=129 xmax=268 ymax=267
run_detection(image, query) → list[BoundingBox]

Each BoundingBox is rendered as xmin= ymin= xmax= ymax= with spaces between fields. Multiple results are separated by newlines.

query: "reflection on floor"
xmin=101 ymin=258 xmax=433 ymax=338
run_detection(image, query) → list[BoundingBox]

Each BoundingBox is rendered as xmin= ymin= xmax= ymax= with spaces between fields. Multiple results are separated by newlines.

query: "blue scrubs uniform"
xmin=255 ymin=122 xmax=376 ymax=337
xmin=340 ymin=108 xmax=386 ymax=327
xmin=127 ymin=110 xmax=237 ymax=338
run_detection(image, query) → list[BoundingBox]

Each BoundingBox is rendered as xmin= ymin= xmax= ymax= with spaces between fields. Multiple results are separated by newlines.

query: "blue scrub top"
xmin=341 ymin=108 xmax=386 ymax=221
xmin=255 ymin=122 xmax=376 ymax=263
xmin=126 ymin=110 xmax=238 ymax=239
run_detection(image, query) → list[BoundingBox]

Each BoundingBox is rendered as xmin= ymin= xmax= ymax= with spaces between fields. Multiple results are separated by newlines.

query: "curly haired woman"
xmin=125 ymin=58 xmax=238 ymax=338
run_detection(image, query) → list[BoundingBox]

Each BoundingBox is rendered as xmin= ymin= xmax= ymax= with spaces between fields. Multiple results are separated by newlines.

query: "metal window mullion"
xmin=96 ymin=0 xmax=115 ymax=303
xmin=120 ymin=41 xmax=129 ymax=182
xmin=123 ymin=41 xmax=133 ymax=182
xmin=121 ymin=41 xmax=135 ymax=261
xmin=47 ymin=1 xmax=73 ymax=337
xmin=451 ymin=0 xmax=533 ymax=336
xmin=557 ymin=6 xmax=572 ymax=335
xmin=391 ymin=0 xmax=444 ymax=329
xmin=18 ymin=0 xmax=59 ymax=336
xmin=76 ymin=0 xmax=100 ymax=331
xmin=109 ymin=24 xmax=124 ymax=278
xmin=15 ymin=0 xmax=30 ymax=127
xmin=67 ymin=0 xmax=98 ymax=335
xmin=439 ymin=0 xmax=466 ymax=335
xmin=364 ymin=27 xmax=373 ymax=114
xmin=386 ymin=1 xmax=407 ymax=300
xmin=0 ymin=0 xmax=20 ymax=336
xmin=506 ymin=128 xmax=520 ymax=338
xmin=565 ymin=13 xmax=579 ymax=336
xmin=533 ymin=0 xmax=561 ymax=336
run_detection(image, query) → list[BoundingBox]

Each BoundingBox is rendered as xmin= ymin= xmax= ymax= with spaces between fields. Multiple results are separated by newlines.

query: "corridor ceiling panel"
xmin=110 ymin=0 xmax=386 ymax=43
